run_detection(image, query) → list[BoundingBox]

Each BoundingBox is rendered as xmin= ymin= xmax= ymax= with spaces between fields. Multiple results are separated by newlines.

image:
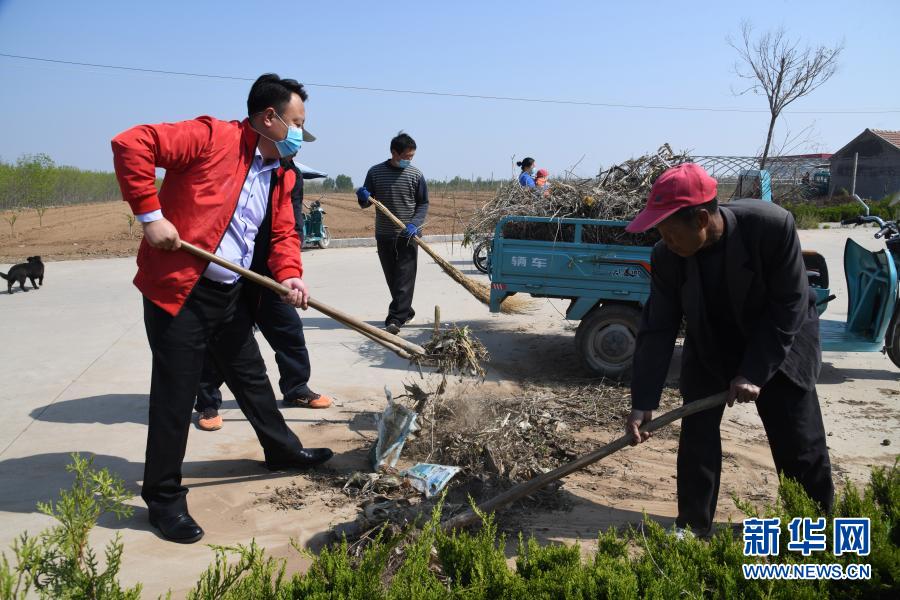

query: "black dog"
xmin=1 ymin=256 xmax=45 ymax=293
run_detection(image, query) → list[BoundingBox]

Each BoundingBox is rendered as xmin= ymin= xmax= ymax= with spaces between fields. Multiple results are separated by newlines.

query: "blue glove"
xmin=356 ymin=187 xmax=372 ymax=208
xmin=402 ymin=223 xmax=421 ymax=238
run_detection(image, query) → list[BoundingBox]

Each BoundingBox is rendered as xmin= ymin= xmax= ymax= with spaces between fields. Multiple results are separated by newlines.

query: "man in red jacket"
xmin=112 ymin=73 xmax=333 ymax=544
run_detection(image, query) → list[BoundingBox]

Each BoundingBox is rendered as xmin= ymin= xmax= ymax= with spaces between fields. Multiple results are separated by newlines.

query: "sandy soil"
xmin=211 ymin=333 xmax=899 ymax=573
xmin=0 ymin=190 xmax=492 ymax=263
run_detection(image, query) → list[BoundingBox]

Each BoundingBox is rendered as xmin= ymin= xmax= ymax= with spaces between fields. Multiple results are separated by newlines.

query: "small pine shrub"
xmin=0 ymin=453 xmax=140 ymax=599
xmin=3 ymin=456 xmax=898 ymax=598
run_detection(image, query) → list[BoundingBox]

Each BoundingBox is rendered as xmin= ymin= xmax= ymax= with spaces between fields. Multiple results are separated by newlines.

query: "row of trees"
xmin=0 ymin=154 xmax=504 ymax=221
xmin=307 ymin=174 xmax=501 ymax=194
xmin=0 ymin=154 xmax=122 ymax=219
xmin=316 ymin=174 xmax=354 ymax=192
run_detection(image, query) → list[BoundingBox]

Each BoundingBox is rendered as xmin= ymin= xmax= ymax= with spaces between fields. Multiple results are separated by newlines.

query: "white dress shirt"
xmin=137 ymin=148 xmax=280 ymax=284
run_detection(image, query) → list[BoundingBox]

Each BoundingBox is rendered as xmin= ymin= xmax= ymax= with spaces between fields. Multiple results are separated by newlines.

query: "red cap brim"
xmin=625 ymin=205 xmax=681 ymax=233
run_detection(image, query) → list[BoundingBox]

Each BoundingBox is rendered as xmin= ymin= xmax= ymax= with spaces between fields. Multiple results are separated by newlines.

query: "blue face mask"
xmin=397 ymin=159 xmax=411 ymax=168
xmin=258 ymin=112 xmax=304 ymax=158
xmin=530 ymin=168 xmax=537 ymax=176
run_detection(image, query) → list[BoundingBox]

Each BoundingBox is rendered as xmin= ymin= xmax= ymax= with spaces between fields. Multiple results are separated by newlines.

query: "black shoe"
xmin=265 ymin=448 xmax=334 ymax=471
xmin=149 ymin=512 xmax=204 ymax=544
xmin=384 ymin=323 xmax=401 ymax=335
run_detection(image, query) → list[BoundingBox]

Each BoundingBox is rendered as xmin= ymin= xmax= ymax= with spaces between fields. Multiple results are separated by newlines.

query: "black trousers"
xmin=195 ymin=285 xmax=312 ymax=411
xmin=376 ymin=236 xmax=418 ymax=326
xmin=141 ymin=279 xmax=306 ymax=517
xmin=676 ymin=371 xmax=834 ymax=533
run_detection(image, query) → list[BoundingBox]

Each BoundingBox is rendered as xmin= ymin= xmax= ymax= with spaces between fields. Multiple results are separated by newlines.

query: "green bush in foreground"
xmin=2 ymin=455 xmax=897 ymax=599
xmin=0 ymin=454 xmax=140 ymax=599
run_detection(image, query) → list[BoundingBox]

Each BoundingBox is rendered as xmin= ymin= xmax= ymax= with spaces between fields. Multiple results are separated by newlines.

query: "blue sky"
xmin=1 ymin=0 xmax=898 ymax=183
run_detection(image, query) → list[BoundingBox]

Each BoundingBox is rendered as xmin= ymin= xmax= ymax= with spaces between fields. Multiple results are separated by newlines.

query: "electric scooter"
xmin=803 ymin=195 xmax=900 ymax=368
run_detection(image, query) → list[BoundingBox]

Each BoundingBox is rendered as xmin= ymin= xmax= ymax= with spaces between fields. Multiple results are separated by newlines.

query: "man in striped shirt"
xmin=356 ymin=133 xmax=429 ymax=334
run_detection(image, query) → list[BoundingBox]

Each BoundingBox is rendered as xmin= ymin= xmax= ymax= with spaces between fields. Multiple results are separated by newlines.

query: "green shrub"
xmin=0 ymin=453 xmax=140 ymax=599
xmin=3 ymin=456 xmax=898 ymax=598
xmin=784 ymin=198 xmax=900 ymax=228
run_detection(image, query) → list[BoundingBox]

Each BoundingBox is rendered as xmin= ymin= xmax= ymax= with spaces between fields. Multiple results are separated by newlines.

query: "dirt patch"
xmin=262 ymin=377 xmax=689 ymax=547
xmin=0 ymin=190 xmax=492 ymax=263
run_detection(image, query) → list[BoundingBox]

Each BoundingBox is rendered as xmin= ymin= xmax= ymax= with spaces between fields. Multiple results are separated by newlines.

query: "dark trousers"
xmin=376 ymin=236 xmax=418 ymax=327
xmin=141 ymin=279 xmax=306 ymax=517
xmin=676 ymin=371 xmax=834 ymax=533
xmin=195 ymin=286 xmax=312 ymax=411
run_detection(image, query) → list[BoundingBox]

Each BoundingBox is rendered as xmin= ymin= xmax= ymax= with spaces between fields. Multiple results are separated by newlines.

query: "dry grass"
xmin=413 ymin=324 xmax=490 ymax=379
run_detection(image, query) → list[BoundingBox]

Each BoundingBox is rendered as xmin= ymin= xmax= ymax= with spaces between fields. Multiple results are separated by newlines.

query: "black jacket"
xmin=631 ymin=199 xmax=821 ymax=410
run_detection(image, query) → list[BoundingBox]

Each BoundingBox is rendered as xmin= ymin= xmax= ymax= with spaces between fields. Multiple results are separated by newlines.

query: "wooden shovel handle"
xmin=179 ymin=241 xmax=425 ymax=357
xmin=368 ymin=197 xmax=444 ymax=264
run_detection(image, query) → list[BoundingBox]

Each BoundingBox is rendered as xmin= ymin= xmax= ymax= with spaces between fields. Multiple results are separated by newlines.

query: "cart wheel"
xmin=575 ymin=304 xmax=642 ymax=379
xmin=473 ymin=239 xmax=490 ymax=274
xmin=318 ymin=227 xmax=330 ymax=249
xmin=886 ymin=309 xmax=900 ymax=369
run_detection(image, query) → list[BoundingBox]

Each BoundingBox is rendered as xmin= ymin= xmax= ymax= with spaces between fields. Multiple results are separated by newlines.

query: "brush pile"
xmin=413 ymin=325 xmax=490 ymax=379
xmin=405 ymin=381 xmax=683 ymax=484
xmin=266 ymin=379 xmax=685 ymax=549
xmin=465 ymin=144 xmax=692 ymax=247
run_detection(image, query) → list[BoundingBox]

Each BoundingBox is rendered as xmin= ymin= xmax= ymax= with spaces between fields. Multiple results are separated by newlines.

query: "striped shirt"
xmin=363 ymin=160 xmax=429 ymax=238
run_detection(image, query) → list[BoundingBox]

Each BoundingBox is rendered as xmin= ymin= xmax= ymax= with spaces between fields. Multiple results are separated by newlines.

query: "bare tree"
xmin=770 ymin=121 xmax=824 ymax=158
xmin=730 ymin=22 xmax=843 ymax=169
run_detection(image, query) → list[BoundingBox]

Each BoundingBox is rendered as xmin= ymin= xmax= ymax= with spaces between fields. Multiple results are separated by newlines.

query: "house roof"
xmin=871 ymin=129 xmax=900 ymax=150
xmin=831 ymin=128 xmax=900 ymax=161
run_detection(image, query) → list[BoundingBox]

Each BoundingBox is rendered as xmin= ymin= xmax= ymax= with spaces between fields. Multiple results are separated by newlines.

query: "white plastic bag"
xmin=371 ymin=386 xmax=418 ymax=471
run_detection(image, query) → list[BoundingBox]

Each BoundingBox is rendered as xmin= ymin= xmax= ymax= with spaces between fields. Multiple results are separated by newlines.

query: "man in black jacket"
xmin=193 ymin=158 xmax=332 ymax=432
xmin=625 ymin=164 xmax=833 ymax=537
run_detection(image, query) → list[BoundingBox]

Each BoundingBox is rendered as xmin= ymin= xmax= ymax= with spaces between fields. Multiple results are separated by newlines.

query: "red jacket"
xmin=111 ymin=116 xmax=302 ymax=315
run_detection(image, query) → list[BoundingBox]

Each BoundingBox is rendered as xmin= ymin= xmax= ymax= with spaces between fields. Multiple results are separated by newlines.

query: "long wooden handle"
xmin=441 ymin=391 xmax=729 ymax=531
xmin=369 ymin=198 xmax=444 ymax=265
xmin=179 ymin=241 xmax=425 ymax=357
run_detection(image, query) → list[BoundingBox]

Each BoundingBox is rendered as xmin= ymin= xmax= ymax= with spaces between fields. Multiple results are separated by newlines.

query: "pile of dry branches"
xmin=413 ymin=325 xmax=490 ymax=379
xmin=465 ymin=144 xmax=692 ymax=246
xmin=405 ymin=380 xmax=684 ymax=484
xmin=267 ymin=379 xmax=685 ymax=549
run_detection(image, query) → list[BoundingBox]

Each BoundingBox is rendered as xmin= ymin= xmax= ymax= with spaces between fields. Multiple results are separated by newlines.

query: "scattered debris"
xmin=343 ymin=469 xmax=412 ymax=497
xmin=265 ymin=378 xmax=685 ymax=548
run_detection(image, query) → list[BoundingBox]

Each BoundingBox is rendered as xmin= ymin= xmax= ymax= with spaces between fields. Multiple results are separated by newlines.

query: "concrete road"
xmin=0 ymin=228 xmax=896 ymax=596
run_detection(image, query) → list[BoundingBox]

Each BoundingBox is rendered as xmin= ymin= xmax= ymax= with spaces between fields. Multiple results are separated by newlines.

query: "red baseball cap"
xmin=625 ymin=163 xmax=717 ymax=233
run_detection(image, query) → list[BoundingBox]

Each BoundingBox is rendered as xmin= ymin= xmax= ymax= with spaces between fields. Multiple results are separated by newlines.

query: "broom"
xmin=368 ymin=197 xmax=528 ymax=314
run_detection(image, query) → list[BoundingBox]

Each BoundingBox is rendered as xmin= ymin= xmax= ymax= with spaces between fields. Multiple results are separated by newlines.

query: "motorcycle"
xmin=804 ymin=195 xmax=900 ymax=368
xmin=471 ymin=235 xmax=492 ymax=274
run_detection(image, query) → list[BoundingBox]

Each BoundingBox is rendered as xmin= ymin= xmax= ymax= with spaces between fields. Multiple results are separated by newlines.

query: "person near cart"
xmin=355 ymin=132 xmax=429 ymax=334
xmin=517 ymin=157 xmax=537 ymax=188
